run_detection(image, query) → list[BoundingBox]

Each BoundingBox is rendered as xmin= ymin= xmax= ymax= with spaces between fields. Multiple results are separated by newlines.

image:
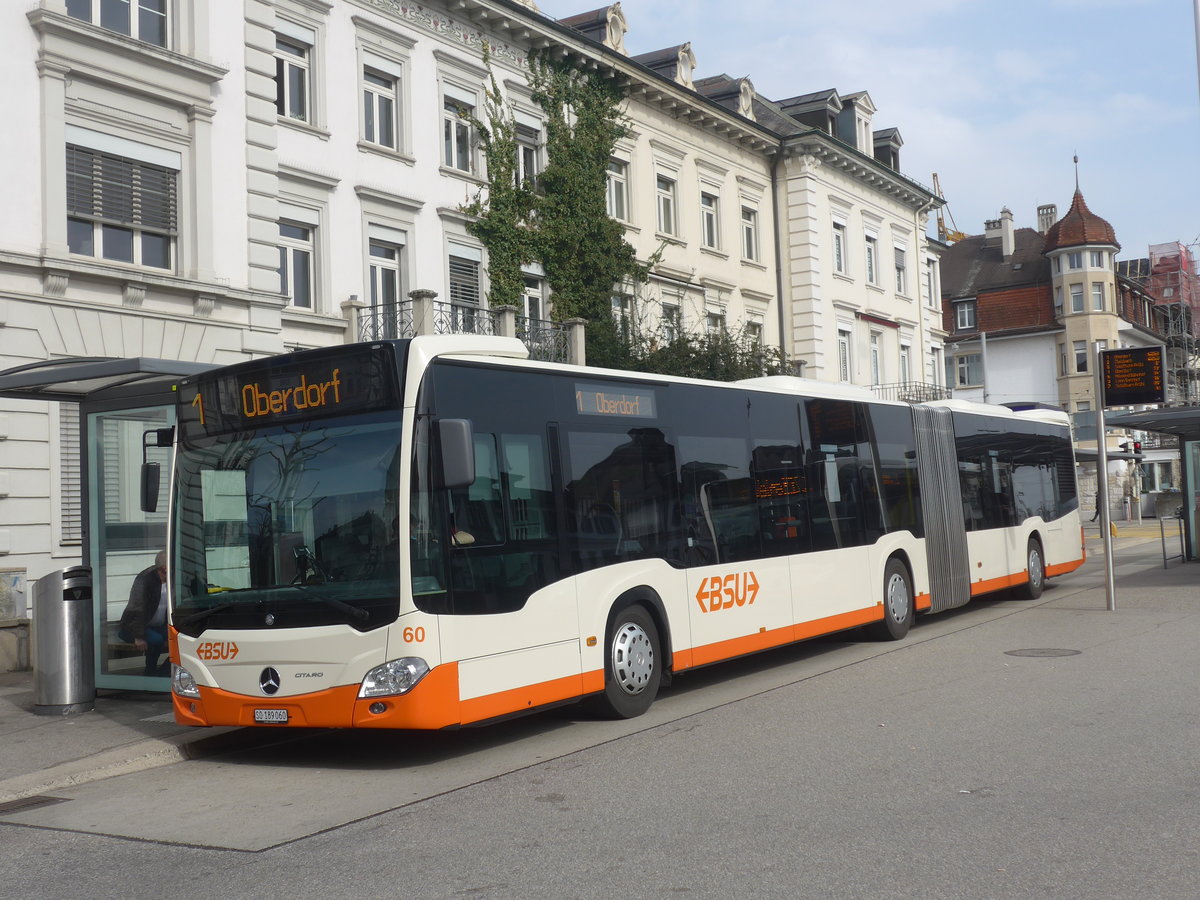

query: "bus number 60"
xmin=402 ymin=626 xmax=426 ymax=643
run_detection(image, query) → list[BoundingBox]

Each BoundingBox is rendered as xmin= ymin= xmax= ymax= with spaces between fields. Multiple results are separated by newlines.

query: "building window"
xmin=745 ymin=319 xmax=763 ymax=349
xmin=66 ymin=0 xmax=167 ymax=47
xmin=1092 ymin=281 xmax=1105 ymax=311
xmin=448 ymin=250 xmax=481 ymax=307
xmin=606 ymin=160 xmax=628 ymax=221
xmin=656 ymin=175 xmax=677 ymax=235
xmin=741 ymin=206 xmax=759 ymax=261
xmin=955 ymin=353 xmax=983 ymax=387
xmin=275 ymin=34 xmax=312 ymax=121
xmin=894 ymin=248 xmax=907 ymax=294
xmin=899 ymin=344 xmax=910 ymax=382
xmin=706 ymin=310 xmax=726 ymax=334
xmin=1077 ymin=400 xmax=1091 ymax=413
xmin=278 ymin=221 xmax=313 ymax=308
xmin=661 ymin=303 xmax=680 ymax=344
xmin=66 ymin=144 xmax=176 ymax=270
xmin=442 ymin=88 xmax=475 ymax=173
xmin=516 ymin=122 xmax=540 ymax=188
xmin=700 ymin=192 xmax=720 ymax=249
xmin=1054 ymin=286 xmax=1063 ymax=316
xmin=612 ymin=293 xmax=632 ymax=338
xmin=925 ymin=258 xmax=938 ymax=307
xmin=870 ymin=333 xmax=882 ymax=385
xmin=1059 ymin=343 xmax=1067 ymax=376
xmin=864 ymin=235 xmax=877 ymax=283
xmin=1074 ymin=340 xmax=1088 ymax=373
xmin=362 ymin=68 xmax=397 ymax=150
xmin=1090 ymin=250 xmax=1104 ymax=267
xmin=838 ymin=329 xmax=852 ymax=382
xmin=368 ymin=239 xmax=401 ymax=308
xmin=955 ymin=299 xmax=977 ymax=330
xmin=522 ymin=276 xmax=545 ymax=322
xmin=1068 ymin=251 xmax=1082 ymax=270
xmin=1070 ymin=283 xmax=1084 ymax=313
xmin=833 ymin=222 xmax=846 ymax=274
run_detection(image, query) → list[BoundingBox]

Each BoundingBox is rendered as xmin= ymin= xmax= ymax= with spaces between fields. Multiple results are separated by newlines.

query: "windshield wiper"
xmin=175 ymin=602 xmax=236 ymax=627
xmin=303 ymin=591 xmax=370 ymax=622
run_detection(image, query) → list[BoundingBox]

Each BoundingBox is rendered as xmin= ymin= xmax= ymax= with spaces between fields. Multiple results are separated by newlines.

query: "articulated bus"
xmin=163 ymin=335 xmax=1084 ymax=728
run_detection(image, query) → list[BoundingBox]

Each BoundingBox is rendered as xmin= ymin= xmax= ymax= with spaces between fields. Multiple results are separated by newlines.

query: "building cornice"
xmin=783 ymin=129 xmax=938 ymax=211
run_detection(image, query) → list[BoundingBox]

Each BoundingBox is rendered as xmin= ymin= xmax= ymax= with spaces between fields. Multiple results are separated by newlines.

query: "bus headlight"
xmin=359 ymin=657 xmax=430 ymax=698
xmin=172 ymin=664 xmax=200 ymax=699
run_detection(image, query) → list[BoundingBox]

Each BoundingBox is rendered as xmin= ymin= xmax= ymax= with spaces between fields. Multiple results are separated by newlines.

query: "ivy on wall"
xmin=465 ymin=46 xmax=785 ymax=380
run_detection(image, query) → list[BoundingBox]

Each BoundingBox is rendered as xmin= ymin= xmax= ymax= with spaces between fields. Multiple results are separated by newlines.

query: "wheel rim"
xmin=885 ymin=571 xmax=910 ymax=622
xmin=1029 ymin=547 xmax=1044 ymax=589
xmin=611 ymin=621 xmax=655 ymax=696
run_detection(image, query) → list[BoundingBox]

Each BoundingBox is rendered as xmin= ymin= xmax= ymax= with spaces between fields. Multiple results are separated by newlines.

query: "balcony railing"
xmin=353 ymin=294 xmax=581 ymax=365
xmin=872 ymin=381 xmax=953 ymax=403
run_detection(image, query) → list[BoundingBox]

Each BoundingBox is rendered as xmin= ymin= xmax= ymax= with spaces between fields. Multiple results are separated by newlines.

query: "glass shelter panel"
xmin=91 ymin=405 xmax=173 ymax=689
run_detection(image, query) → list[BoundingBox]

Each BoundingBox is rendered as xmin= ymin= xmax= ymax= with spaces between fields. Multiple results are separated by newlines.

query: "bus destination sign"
xmin=180 ymin=346 xmax=399 ymax=437
xmin=575 ymin=383 xmax=657 ymax=419
xmin=1100 ymin=346 xmax=1165 ymax=408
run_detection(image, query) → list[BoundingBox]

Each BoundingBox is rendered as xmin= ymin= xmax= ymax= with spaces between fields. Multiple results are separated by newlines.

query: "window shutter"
xmin=448 ymin=256 xmax=480 ymax=306
xmin=65 ymin=144 xmax=177 ymax=234
xmin=59 ymin=406 xmax=82 ymax=542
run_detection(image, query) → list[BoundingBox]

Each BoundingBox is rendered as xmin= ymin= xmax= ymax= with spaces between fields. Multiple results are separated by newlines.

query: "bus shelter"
xmin=0 ymin=357 xmax=213 ymax=691
xmin=1106 ymin=406 xmax=1200 ymax=563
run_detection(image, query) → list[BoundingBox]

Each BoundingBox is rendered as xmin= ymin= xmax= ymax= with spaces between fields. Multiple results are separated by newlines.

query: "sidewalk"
xmin=0 ymin=523 xmax=1194 ymax=805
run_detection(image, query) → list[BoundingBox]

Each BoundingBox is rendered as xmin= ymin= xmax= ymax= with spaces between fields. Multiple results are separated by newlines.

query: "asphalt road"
xmin=1 ymin=541 xmax=1197 ymax=899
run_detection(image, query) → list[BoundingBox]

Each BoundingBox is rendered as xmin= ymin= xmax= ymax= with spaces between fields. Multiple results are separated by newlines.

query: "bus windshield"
xmin=172 ymin=412 xmax=404 ymax=636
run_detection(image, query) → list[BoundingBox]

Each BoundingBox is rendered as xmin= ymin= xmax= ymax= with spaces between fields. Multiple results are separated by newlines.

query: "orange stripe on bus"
xmin=676 ymin=606 xmax=884 ymax=672
xmin=1047 ymin=557 xmax=1085 ymax=577
xmin=459 ymin=672 xmax=583 ymax=726
xmin=915 ymin=592 xmax=932 ymax=612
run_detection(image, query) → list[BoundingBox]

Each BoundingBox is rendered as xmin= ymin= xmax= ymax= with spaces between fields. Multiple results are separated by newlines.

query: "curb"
xmin=0 ymin=726 xmax=241 ymax=805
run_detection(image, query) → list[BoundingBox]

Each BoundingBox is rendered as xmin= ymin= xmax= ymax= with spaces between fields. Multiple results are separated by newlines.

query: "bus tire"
xmin=595 ymin=605 xmax=661 ymax=719
xmin=867 ymin=557 xmax=913 ymax=641
xmin=1018 ymin=538 xmax=1045 ymax=600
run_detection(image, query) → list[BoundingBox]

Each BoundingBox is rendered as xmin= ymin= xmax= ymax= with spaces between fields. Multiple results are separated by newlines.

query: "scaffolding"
xmin=1128 ymin=242 xmax=1200 ymax=405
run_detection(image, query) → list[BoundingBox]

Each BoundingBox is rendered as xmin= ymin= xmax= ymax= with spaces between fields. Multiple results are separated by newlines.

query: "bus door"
xmin=677 ymin=399 xmax=795 ymax=665
xmin=798 ymin=399 xmax=877 ymax=624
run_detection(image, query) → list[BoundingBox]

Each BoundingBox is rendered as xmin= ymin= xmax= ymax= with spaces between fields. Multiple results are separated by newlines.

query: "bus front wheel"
xmin=867 ymin=557 xmax=913 ymax=641
xmin=594 ymin=605 xmax=661 ymax=719
xmin=1018 ymin=539 xmax=1045 ymax=600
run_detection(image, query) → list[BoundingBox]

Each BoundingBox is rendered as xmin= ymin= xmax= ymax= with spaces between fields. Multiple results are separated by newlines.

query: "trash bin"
xmin=32 ymin=566 xmax=94 ymax=716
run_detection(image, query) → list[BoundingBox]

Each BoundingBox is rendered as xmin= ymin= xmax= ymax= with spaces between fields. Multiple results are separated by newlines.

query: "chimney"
xmin=1037 ymin=204 xmax=1057 ymax=234
xmin=1000 ymin=207 xmax=1014 ymax=259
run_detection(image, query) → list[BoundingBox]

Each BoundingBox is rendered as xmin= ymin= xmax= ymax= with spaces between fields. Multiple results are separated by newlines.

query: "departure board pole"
xmin=1094 ymin=342 xmax=1116 ymax=611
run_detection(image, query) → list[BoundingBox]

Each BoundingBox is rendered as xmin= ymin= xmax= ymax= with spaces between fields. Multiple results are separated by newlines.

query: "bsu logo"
xmin=695 ymin=571 xmax=760 ymax=613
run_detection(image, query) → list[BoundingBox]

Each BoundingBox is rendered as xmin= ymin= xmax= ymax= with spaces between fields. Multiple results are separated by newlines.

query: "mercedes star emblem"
xmin=259 ymin=667 xmax=281 ymax=695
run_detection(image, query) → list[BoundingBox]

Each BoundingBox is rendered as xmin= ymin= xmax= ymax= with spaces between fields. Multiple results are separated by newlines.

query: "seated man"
xmin=117 ymin=551 xmax=170 ymax=677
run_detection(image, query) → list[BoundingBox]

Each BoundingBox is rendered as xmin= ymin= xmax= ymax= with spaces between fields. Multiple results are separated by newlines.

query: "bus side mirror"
xmin=436 ymin=419 xmax=475 ymax=489
xmin=140 ymin=463 xmax=161 ymax=513
xmin=140 ymin=427 xmax=174 ymax=513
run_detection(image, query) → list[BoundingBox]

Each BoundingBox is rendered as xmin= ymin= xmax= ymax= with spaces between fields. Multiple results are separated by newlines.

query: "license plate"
xmin=254 ymin=708 xmax=288 ymax=724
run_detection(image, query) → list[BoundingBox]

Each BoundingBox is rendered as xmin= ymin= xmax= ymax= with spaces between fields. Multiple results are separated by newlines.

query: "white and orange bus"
xmin=162 ymin=335 xmax=1084 ymax=728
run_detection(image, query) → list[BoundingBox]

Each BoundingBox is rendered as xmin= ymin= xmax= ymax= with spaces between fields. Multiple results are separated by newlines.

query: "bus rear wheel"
xmin=1018 ymin=538 xmax=1045 ymax=600
xmin=595 ymin=605 xmax=661 ymax=719
xmin=866 ymin=557 xmax=913 ymax=641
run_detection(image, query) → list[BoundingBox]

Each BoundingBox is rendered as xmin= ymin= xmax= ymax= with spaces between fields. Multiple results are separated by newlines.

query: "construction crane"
xmin=932 ymin=173 xmax=967 ymax=243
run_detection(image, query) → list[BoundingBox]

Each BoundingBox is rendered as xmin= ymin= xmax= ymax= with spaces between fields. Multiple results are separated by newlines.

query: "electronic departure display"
xmin=575 ymin=383 xmax=657 ymax=418
xmin=178 ymin=344 xmax=400 ymax=437
xmin=1100 ymin=346 xmax=1165 ymax=408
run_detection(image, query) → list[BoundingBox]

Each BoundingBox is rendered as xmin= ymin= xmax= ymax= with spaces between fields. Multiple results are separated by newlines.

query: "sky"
xmin=532 ymin=0 xmax=1200 ymax=262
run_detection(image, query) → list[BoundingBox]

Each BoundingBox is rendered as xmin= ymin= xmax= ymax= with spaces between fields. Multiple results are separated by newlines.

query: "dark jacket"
xmin=118 ymin=564 xmax=165 ymax=640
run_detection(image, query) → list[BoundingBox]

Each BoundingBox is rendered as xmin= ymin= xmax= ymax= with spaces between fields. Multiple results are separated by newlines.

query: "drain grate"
xmin=0 ymin=795 xmax=70 ymax=816
xmin=1004 ymin=648 xmax=1082 ymax=658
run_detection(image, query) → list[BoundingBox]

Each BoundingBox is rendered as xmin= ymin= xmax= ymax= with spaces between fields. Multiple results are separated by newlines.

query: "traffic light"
xmin=1118 ymin=441 xmax=1143 ymax=457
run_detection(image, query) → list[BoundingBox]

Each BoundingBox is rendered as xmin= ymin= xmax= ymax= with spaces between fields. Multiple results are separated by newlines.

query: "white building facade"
xmin=0 ymin=0 xmax=945 ymax=604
